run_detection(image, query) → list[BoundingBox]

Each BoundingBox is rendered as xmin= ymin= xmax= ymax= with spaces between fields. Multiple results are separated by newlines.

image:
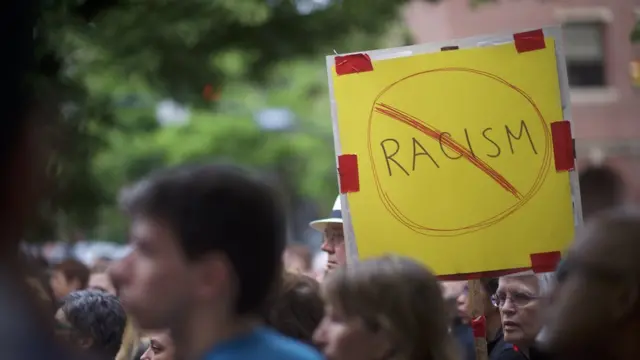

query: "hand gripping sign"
xmin=327 ymin=27 xmax=582 ymax=278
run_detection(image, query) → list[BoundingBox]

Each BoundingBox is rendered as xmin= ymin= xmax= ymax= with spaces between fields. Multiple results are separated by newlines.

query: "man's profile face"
xmin=321 ymin=223 xmax=346 ymax=272
xmin=497 ymin=276 xmax=543 ymax=347
xmin=441 ymin=281 xmax=469 ymax=323
xmin=108 ymin=217 xmax=193 ymax=330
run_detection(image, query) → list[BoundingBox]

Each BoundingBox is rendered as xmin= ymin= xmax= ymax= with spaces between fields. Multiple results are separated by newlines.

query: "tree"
xmin=632 ymin=21 xmax=640 ymax=43
xmin=33 ymin=0 xmax=419 ymax=241
xmin=43 ymin=0 xmax=418 ymax=103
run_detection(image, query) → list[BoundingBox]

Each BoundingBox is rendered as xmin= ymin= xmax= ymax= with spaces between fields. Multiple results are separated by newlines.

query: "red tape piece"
xmin=514 ymin=29 xmax=545 ymax=53
xmin=471 ymin=316 xmax=486 ymax=338
xmin=530 ymin=251 xmax=562 ymax=273
xmin=335 ymin=53 xmax=373 ymax=76
xmin=437 ymin=267 xmax=529 ymax=281
xmin=337 ymin=154 xmax=360 ymax=193
xmin=550 ymin=121 xmax=575 ymax=172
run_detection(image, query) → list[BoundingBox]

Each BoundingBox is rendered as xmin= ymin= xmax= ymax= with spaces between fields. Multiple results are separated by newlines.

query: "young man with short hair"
xmin=109 ymin=163 xmax=322 ymax=360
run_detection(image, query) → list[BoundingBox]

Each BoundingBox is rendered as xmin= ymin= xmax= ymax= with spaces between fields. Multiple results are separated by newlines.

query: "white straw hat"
xmin=309 ymin=195 xmax=343 ymax=232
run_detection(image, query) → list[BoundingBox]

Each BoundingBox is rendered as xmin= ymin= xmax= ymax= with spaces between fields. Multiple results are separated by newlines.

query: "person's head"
xmin=312 ymin=251 xmax=329 ymax=282
xmin=22 ymin=251 xmax=57 ymax=315
xmin=541 ymin=208 xmax=640 ymax=357
xmin=440 ymin=281 xmax=469 ymax=324
xmin=108 ymin=163 xmax=286 ymax=331
xmin=92 ymin=256 xmax=112 ymax=273
xmin=27 ymin=274 xmax=56 ymax=315
xmin=283 ymin=243 xmax=313 ymax=274
xmin=88 ymin=272 xmax=116 ymax=295
xmin=480 ymin=278 xmax=499 ymax=318
xmin=310 ymin=196 xmax=346 ymax=273
xmin=579 ymin=166 xmax=624 ymax=220
xmin=262 ymin=272 xmax=323 ymax=344
xmin=494 ymin=273 xmax=554 ymax=348
xmin=140 ymin=330 xmax=175 ymax=360
xmin=50 ymin=259 xmax=90 ymax=300
xmin=313 ymin=255 xmax=457 ymax=360
xmin=55 ymin=290 xmax=127 ymax=359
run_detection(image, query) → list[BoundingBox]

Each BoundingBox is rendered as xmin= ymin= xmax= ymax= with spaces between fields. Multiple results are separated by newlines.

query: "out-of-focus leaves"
xmin=631 ymin=20 xmax=640 ymax=43
xmin=33 ymin=0 xmax=421 ymax=242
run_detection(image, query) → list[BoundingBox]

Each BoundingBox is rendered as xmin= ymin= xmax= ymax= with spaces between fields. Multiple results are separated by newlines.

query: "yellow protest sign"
xmin=330 ymin=36 xmax=575 ymax=276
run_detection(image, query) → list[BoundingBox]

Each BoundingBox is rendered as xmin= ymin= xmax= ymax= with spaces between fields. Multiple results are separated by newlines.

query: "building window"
xmin=563 ymin=22 xmax=606 ymax=88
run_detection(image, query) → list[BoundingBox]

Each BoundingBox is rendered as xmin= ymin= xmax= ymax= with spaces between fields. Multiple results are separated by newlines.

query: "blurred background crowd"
xmin=3 ymin=1 xmax=640 ymax=360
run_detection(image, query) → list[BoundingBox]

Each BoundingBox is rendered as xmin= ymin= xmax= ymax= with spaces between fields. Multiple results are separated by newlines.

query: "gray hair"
xmin=502 ymin=271 xmax=556 ymax=297
xmin=536 ymin=272 xmax=556 ymax=297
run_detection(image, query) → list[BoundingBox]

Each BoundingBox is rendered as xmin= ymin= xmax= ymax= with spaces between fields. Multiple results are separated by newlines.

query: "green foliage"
xmin=36 ymin=0 xmax=419 ymax=241
xmin=44 ymin=0 xmax=415 ymax=103
xmin=632 ymin=20 xmax=640 ymax=43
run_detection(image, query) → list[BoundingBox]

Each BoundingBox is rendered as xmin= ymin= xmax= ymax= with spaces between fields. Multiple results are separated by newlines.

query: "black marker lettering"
xmin=380 ymin=138 xmax=409 ymax=176
xmin=412 ymin=137 xmax=439 ymax=170
xmin=482 ymin=127 xmax=501 ymax=158
xmin=439 ymin=132 xmax=463 ymax=160
xmin=464 ymin=128 xmax=476 ymax=158
xmin=506 ymin=120 xmax=537 ymax=155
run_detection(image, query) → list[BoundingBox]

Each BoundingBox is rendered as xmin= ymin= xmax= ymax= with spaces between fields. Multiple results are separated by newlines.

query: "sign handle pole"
xmin=468 ymin=279 xmax=489 ymax=360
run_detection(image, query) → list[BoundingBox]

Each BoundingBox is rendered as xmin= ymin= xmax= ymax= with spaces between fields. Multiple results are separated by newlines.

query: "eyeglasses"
xmin=490 ymin=292 xmax=539 ymax=308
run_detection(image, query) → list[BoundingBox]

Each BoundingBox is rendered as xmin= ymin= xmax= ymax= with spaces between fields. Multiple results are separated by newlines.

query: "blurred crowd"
xmin=12 ymin=160 xmax=632 ymax=360
xmin=2 ymin=2 xmax=638 ymax=360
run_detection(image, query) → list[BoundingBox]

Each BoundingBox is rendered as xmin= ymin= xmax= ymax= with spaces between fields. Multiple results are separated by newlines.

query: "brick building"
xmin=404 ymin=0 xmax=640 ymax=204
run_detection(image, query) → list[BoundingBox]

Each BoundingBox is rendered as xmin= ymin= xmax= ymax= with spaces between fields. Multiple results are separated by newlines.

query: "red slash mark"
xmin=374 ymin=103 xmax=523 ymax=199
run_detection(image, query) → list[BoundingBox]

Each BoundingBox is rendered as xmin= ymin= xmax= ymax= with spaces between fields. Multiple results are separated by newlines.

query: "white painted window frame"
xmin=555 ymin=6 xmax=618 ymax=105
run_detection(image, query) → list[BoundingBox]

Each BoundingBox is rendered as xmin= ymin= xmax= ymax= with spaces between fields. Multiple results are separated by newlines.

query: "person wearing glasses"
xmin=481 ymin=278 xmax=521 ymax=360
xmin=309 ymin=196 xmax=347 ymax=277
xmin=493 ymin=273 xmax=555 ymax=360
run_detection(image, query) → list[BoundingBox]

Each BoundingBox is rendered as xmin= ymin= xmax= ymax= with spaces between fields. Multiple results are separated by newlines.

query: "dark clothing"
xmin=452 ymin=321 xmax=476 ymax=360
xmin=488 ymin=328 xmax=521 ymax=360
xmin=0 ymin=274 xmax=71 ymax=360
xmin=514 ymin=346 xmax=555 ymax=360
xmin=529 ymin=347 xmax=556 ymax=360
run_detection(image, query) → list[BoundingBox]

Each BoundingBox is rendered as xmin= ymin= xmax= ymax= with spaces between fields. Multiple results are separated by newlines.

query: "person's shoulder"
xmin=488 ymin=338 xmax=523 ymax=360
xmin=203 ymin=327 xmax=323 ymax=360
xmin=256 ymin=327 xmax=323 ymax=360
xmin=492 ymin=344 xmax=526 ymax=360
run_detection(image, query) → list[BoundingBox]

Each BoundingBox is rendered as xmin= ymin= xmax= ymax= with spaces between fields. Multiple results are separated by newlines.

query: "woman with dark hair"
xmin=262 ymin=271 xmax=324 ymax=345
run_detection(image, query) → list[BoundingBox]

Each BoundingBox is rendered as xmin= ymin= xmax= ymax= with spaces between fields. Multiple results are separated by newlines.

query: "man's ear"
xmin=192 ymin=254 xmax=232 ymax=301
